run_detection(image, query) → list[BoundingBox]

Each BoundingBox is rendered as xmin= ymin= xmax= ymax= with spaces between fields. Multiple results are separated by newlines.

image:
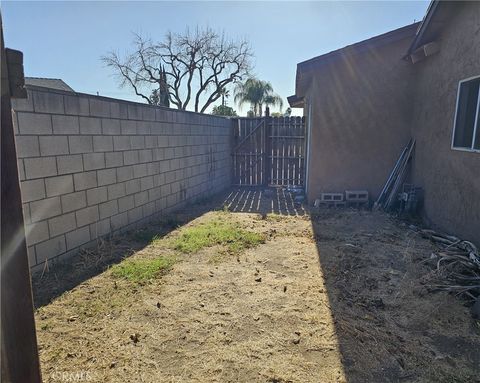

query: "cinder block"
xmin=110 ymin=212 xmax=128 ymax=231
xmin=320 ymin=193 xmax=344 ymax=202
xmin=86 ymin=186 xmax=108 ymax=206
xmin=127 ymin=104 xmax=142 ymax=120
xmin=113 ymin=136 xmax=131 ymax=151
xmin=137 ymin=121 xmax=152 ymax=135
xmin=39 ymin=136 xmax=69 ymax=156
xmin=25 ymin=221 xmax=50 ymax=246
xmin=118 ymin=195 xmax=134 ymax=212
xmin=123 ymin=150 xmax=139 ymax=165
xmin=155 ymin=108 xmax=167 ymax=122
xmin=130 ymin=136 xmax=145 ymax=150
xmin=134 ymin=191 xmax=149 ymax=207
xmin=35 ymin=235 xmax=66 ymax=263
xmin=74 ymin=171 xmax=97 ymax=191
xmin=69 ymin=136 xmax=93 ymax=154
xmin=138 ymin=149 xmax=153 ymax=163
xmin=45 ymin=174 xmax=74 ymax=197
xmin=142 ymin=201 xmax=155 ymax=218
xmin=61 ymin=191 xmax=87 ymax=213
xmin=145 ymin=136 xmax=157 ymax=149
xmin=24 ymin=157 xmax=57 ymax=179
xmin=79 ymin=117 xmax=102 ymax=134
xmin=48 ymin=212 xmax=76 ymax=237
xmin=57 ymin=154 xmax=83 ymax=174
xmin=133 ymin=163 xmax=147 ymax=178
xmin=157 ymin=136 xmax=168 ymax=148
xmin=125 ymin=179 xmax=141 ymax=195
xmin=15 ymin=136 xmax=40 ymax=158
xmin=345 ymin=190 xmax=369 ymax=202
xmin=140 ymin=176 xmax=154 ymax=191
xmin=20 ymin=179 xmax=45 ymax=202
xmin=64 ymin=95 xmax=89 ymax=116
xmin=22 ymin=203 xmax=31 ymax=224
xmin=33 ymin=91 xmax=64 ymax=114
xmin=99 ymin=200 xmax=118 ymax=219
xmin=27 ymin=246 xmax=36 ymax=266
xmin=142 ymin=107 xmax=155 ymax=121
xmin=76 ymin=205 xmax=99 ymax=227
xmin=147 ymin=162 xmax=159 ymax=176
xmin=65 ymin=226 xmax=91 ymax=250
xmin=105 ymin=152 xmax=123 ymax=168
xmin=116 ymin=166 xmax=134 ymax=182
xmin=52 ymin=115 xmax=79 ymax=134
xmin=97 ymin=168 xmax=116 ymax=186
xmin=109 ymin=102 xmax=121 ymax=119
xmin=17 ymin=112 xmax=52 ymax=135
xmin=89 ymin=98 xmax=111 ymax=118
xmin=121 ymin=120 xmax=137 ymax=135
xmin=107 ymin=183 xmax=126 ymax=199
xmin=93 ymin=136 xmax=113 ymax=152
xmin=90 ymin=218 xmax=111 ymax=239
xmin=83 ymin=152 xmax=105 ymax=171
xmin=102 ymin=119 xmax=121 ymax=135
xmin=153 ymin=148 xmax=165 ymax=161
xmin=17 ymin=159 xmax=26 ymax=181
xmin=11 ymin=91 xmax=34 ymax=112
xmin=127 ymin=206 xmax=143 ymax=223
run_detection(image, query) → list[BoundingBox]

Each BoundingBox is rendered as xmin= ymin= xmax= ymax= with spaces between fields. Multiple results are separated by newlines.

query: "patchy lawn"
xmin=34 ymin=194 xmax=480 ymax=383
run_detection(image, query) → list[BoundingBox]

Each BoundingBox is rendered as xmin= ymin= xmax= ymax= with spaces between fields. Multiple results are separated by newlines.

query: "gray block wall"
xmin=12 ymin=87 xmax=232 ymax=272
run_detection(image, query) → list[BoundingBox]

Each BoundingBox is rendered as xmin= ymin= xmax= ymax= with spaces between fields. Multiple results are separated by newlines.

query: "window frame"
xmin=451 ymin=75 xmax=480 ymax=153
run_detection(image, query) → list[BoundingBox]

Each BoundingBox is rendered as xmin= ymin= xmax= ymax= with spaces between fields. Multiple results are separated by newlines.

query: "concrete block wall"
xmin=12 ymin=87 xmax=232 ymax=271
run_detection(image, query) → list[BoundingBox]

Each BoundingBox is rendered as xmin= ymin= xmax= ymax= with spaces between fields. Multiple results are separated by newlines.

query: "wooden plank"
xmin=1 ymin=18 xmax=42 ymax=383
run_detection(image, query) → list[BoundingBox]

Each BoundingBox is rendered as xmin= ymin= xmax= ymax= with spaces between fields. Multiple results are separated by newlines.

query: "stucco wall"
xmin=302 ymin=34 xmax=415 ymax=202
xmin=12 ymin=87 xmax=232 ymax=271
xmin=410 ymin=3 xmax=480 ymax=244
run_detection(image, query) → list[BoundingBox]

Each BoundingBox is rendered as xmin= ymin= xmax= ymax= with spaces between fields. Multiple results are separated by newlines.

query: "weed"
xmin=131 ymin=229 xmax=160 ymax=243
xmin=172 ymin=215 xmax=264 ymax=254
xmin=110 ymin=256 xmax=176 ymax=282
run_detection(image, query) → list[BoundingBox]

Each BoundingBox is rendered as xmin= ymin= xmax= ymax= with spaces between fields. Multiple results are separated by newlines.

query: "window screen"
xmin=453 ymin=77 xmax=480 ymax=150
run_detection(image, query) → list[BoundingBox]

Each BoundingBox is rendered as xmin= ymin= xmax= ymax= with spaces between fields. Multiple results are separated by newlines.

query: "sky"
xmin=2 ymin=1 xmax=429 ymax=116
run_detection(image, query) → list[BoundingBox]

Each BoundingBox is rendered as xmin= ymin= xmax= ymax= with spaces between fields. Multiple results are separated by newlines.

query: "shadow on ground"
xmin=32 ymin=187 xmax=480 ymax=383
xmin=31 ymin=192 xmax=225 ymax=308
xmin=223 ymin=188 xmax=480 ymax=383
xmin=223 ymin=187 xmax=307 ymax=216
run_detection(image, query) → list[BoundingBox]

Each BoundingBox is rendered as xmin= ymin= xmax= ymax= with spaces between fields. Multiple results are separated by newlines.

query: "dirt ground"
xmin=33 ymin=189 xmax=480 ymax=383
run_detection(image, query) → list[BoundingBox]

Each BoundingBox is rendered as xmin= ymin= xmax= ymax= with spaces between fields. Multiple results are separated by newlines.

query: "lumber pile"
xmin=421 ymin=229 xmax=480 ymax=301
xmin=374 ymin=139 xmax=415 ymax=211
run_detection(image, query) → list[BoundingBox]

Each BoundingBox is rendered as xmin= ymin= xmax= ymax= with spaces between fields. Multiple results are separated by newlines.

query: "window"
xmin=452 ymin=76 xmax=480 ymax=151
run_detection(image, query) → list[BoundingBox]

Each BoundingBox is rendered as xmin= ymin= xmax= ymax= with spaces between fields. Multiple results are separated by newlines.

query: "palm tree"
xmin=234 ymin=78 xmax=283 ymax=116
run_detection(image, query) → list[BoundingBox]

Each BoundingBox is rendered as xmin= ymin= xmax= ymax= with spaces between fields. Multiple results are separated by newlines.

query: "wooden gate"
xmin=232 ymin=116 xmax=306 ymax=186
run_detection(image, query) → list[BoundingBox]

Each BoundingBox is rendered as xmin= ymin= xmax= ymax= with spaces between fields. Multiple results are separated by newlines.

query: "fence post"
xmin=1 ymin=17 xmax=42 ymax=383
xmin=263 ymin=107 xmax=271 ymax=186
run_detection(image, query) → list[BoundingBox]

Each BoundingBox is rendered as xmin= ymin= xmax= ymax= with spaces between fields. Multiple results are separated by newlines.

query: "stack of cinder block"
xmin=345 ymin=190 xmax=369 ymax=207
xmin=318 ymin=193 xmax=346 ymax=207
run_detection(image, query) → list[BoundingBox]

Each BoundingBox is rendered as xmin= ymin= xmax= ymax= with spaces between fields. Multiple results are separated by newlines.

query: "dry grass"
xmin=33 ymin=204 xmax=480 ymax=383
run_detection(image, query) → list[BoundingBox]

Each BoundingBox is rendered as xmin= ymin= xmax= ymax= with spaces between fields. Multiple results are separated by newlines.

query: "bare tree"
xmin=102 ymin=27 xmax=253 ymax=113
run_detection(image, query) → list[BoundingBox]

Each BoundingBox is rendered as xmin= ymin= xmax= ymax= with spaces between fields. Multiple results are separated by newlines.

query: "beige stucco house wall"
xmin=290 ymin=1 xmax=479 ymax=244
xmin=410 ymin=2 xmax=480 ymax=243
xmin=294 ymin=24 xmax=418 ymax=202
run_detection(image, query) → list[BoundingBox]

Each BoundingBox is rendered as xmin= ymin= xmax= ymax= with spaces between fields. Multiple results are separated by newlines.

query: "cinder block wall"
xmin=12 ymin=87 xmax=232 ymax=272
